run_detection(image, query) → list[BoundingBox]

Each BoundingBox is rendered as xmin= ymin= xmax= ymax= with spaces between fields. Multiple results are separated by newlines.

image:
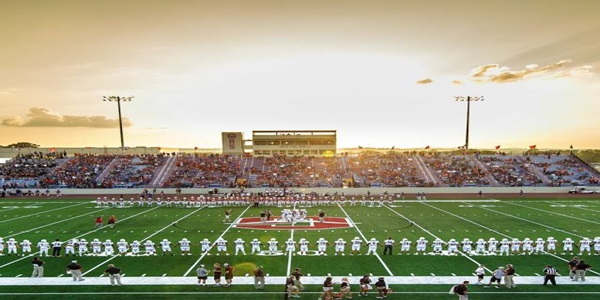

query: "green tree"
xmin=3 ymin=142 xmax=40 ymax=148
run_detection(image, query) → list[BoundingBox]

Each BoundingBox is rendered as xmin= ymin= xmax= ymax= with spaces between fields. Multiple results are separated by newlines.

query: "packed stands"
xmin=2 ymin=152 xmax=599 ymax=189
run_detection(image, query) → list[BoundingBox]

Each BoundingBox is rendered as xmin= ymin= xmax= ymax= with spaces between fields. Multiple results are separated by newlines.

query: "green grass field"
xmin=1 ymin=196 xmax=600 ymax=299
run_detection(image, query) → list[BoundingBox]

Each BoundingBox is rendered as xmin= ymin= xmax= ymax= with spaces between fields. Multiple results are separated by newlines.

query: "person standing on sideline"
xmin=107 ymin=215 xmax=117 ymax=228
xmin=474 ymin=264 xmax=485 ymax=285
xmin=196 ymin=264 xmax=209 ymax=286
xmin=505 ymin=264 xmax=516 ymax=288
xmin=453 ymin=281 xmax=469 ymax=300
xmin=543 ymin=265 xmax=558 ymax=285
xmin=339 ymin=277 xmax=352 ymax=299
xmin=253 ymin=265 xmax=265 ymax=289
xmin=66 ymin=260 xmax=84 ymax=281
xmin=318 ymin=209 xmax=325 ymax=223
xmin=224 ymin=263 xmax=235 ymax=287
xmin=573 ymin=260 xmax=592 ymax=282
xmin=31 ymin=257 xmax=44 ymax=278
xmin=213 ymin=263 xmax=222 ymax=286
xmin=104 ymin=264 xmax=122 ymax=286
xmin=383 ymin=237 xmax=395 ymax=255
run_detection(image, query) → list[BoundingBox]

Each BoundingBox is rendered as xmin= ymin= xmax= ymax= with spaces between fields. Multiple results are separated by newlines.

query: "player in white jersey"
xmin=499 ymin=238 xmax=510 ymax=256
xmin=415 ymin=237 xmax=428 ymax=255
xmin=285 ymin=239 xmax=297 ymax=253
xmin=522 ymin=238 xmax=533 ymax=255
xmin=267 ymin=238 xmax=279 ymax=254
xmin=200 ymin=239 xmax=212 ymax=255
xmin=160 ymin=239 xmax=173 ymax=256
xmin=77 ymin=239 xmax=88 ymax=256
xmin=316 ymin=238 xmax=329 ymax=256
xmin=475 ymin=238 xmax=486 ymax=254
xmin=144 ymin=240 xmax=156 ymax=255
xmin=130 ymin=240 xmax=141 ymax=255
xmin=350 ymin=237 xmax=363 ymax=255
xmin=216 ymin=238 xmax=228 ymax=255
xmin=250 ymin=238 xmax=262 ymax=255
xmin=104 ymin=239 xmax=115 ymax=256
xmin=91 ymin=238 xmax=103 ymax=255
xmin=334 ymin=238 xmax=347 ymax=256
xmin=234 ymin=238 xmax=247 ymax=255
xmin=20 ymin=239 xmax=32 ymax=256
xmin=579 ymin=237 xmax=592 ymax=255
xmin=510 ymin=238 xmax=521 ymax=255
xmin=534 ymin=238 xmax=545 ymax=254
xmin=117 ymin=239 xmax=129 ymax=255
xmin=487 ymin=238 xmax=498 ymax=254
xmin=546 ymin=237 xmax=557 ymax=254
xmin=178 ymin=238 xmax=192 ymax=255
xmin=6 ymin=238 xmax=19 ymax=256
xmin=561 ymin=238 xmax=574 ymax=255
xmin=432 ymin=238 xmax=444 ymax=253
xmin=298 ymin=238 xmax=310 ymax=255
xmin=0 ymin=238 xmax=4 ymax=255
xmin=447 ymin=239 xmax=459 ymax=255
xmin=399 ymin=238 xmax=412 ymax=255
xmin=461 ymin=238 xmax=473 ymax=254
xmin=365 ymin=238 xmax=379 ymax=255
xmin=593 ymin=237 xmax=600 ymax=255
xmin=37 ymin=239 xmax=50 ymax=257
xmin=64 ymin=239 xmax=76 ymax=256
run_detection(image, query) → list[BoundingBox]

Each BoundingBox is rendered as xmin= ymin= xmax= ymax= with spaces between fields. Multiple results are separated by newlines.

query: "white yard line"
xmin=1 ymin=207 xmax=113 ymax=239
xmin=0 ymin=206 xmax=162 ymax=270
xmin=473 ymin=202 xmax=584 ymax=238
xmin=501 ymin=201 xmax=600 ymax=225
xmin=383 ymin=204 xmax=490 ymax=273
xmin=286 ymin=228 xmax=295 ymax=276
xmin=0 ymin=202 xmax=90 ymax=224
xmin=183 ymin=205 xmax=252 ymax=276
xmin=423 ymin=202 xmax=599 ymax=274
xmin=0 ymin=201 xmax=44 ymax=213
xmin=83 ymin=206 xmax=208 ymax=276
xmin=337 ymin=203 xmax=394 ymax=276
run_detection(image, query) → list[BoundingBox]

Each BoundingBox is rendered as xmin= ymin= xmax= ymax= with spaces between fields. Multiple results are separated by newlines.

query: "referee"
xmin=543 ymin=265 xmax=558 ymax=285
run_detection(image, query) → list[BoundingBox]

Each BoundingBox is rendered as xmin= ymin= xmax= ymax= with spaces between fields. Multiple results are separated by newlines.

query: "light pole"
xmin=454 ymin=95 xmax=484 ymax=150
xmin=102 ymin=96 xmax=133 ymax=152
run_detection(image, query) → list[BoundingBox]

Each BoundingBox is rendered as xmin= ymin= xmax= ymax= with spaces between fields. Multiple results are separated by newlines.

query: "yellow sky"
xmin=1 ymin=0 xmax=599 ymax=149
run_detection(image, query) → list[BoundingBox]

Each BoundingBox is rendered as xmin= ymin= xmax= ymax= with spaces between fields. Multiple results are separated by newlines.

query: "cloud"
xmin=468 ymin=60 xmax=580 ymax=83
xmin=1 ymin=107 xmax=132 ymax=128
xmin=416 ymin=78 xmax=433 ymax=84
xmin=451 ymin=80 xmax=463 ymax=85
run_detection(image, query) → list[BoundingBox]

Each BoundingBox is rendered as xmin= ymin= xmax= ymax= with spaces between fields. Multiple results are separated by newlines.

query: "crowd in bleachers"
xmin=422 ymin=154 xmax=490 ymax=187
xmin=1 ymin=152 xmax=599 ymax=189
xmin=160 ymin=154 xmax=242 ymax=188
xmin=99 ymin=154 xmax=169 ymax=188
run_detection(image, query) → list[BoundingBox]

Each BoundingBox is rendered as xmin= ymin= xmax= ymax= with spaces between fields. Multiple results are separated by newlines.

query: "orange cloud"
xmin=416 ymin=78 xmax=433 ymax=84
xmin=2 ymin=107 xmax=132 ymax=128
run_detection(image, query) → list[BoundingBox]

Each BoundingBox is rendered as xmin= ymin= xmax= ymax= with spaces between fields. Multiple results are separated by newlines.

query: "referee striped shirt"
xmin=544 ymin=267 xmax=557 ymax=275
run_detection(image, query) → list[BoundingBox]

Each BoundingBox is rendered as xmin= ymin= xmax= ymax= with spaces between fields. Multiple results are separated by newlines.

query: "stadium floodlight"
xmin=454 ymin=96 xmax=484 ymax=150
xmin=102 ymin=96 xmax=134 ymax=152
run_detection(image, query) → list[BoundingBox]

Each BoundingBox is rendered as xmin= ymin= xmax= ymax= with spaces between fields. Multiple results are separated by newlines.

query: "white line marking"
xmin=183 ymin=205 xmax=252 ymax=276
xmin=337 ymin=203 xmax=394 ymax=276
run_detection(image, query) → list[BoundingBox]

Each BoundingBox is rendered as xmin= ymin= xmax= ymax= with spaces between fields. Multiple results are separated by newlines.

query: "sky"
xmin=1 ymin=0 xmax=599 ymax=150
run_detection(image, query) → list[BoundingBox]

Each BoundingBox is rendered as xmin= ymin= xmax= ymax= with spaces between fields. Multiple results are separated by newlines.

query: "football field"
xmin=1 ymin=196 xmax=600 ymax=299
